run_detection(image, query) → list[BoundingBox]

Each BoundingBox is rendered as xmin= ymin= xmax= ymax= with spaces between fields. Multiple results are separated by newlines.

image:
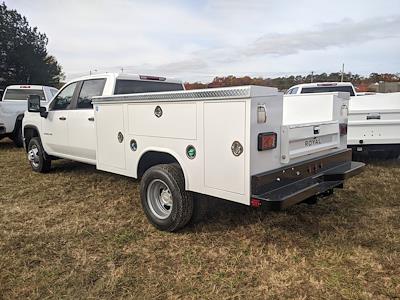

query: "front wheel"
xmin=140 ymin=164 xmax=193 ymax=232
xmin=27 ymin=137 xmax=51 ymax=173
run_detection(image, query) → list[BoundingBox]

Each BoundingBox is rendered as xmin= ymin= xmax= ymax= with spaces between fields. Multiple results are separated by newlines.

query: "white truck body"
xmin=23 ymin=82 xmax=363 ymax=231
xmin=92 ymin=86 xmax=359 ymax=205
xmin=0 ymin=85 xmax=58 ymax=145
xmin=286 ymin=82 xmax=400 ymax=158
xmin=348 ymin=92 xmax=400 ymax=146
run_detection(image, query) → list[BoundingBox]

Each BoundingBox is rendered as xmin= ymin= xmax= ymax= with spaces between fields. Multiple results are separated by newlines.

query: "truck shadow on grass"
xmin=0 ymin=138 xmax=15 ymax=149
xmin=188 ymin=191 xmax=400 ymax=258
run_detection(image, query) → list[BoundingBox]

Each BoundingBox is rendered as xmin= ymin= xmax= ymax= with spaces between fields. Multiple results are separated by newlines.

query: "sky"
xmin=5 ymin=0 xmax=400 ymax=82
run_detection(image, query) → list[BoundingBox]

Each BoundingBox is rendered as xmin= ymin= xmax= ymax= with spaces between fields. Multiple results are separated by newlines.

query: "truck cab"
xmin=22 ymin=73 xmax=185 ymax=164
xmin=0 ymin=85 xmax=58 ymax=146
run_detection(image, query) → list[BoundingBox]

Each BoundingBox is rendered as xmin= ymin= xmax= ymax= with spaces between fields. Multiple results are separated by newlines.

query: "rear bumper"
xmin=349 ymin=144 xmax=400 ymax=153
xmin=251 ymin=149 xmax=364 ymax=210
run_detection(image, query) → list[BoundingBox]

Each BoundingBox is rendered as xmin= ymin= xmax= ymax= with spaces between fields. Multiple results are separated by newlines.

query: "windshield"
xmin=301 ymin=86 xmax=355 ymax=96
xmin=114 ymin=80 xmax=184 ymax=95
xmin=3 ymin=89 xmax=46 ymax=101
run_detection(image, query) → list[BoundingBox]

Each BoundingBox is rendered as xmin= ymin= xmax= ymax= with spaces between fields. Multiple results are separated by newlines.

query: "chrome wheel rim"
xmin=147 ymin=179 xmax=173 ymax=219
xmin=28 ymin=145 xmax=40 ymax=168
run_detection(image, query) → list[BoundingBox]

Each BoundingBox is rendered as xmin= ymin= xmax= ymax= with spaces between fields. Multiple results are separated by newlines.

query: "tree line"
xmin=184 ymin=73 xmax=400 ymax=91
xmin=0 ymin=2 xmax=64 ymax=90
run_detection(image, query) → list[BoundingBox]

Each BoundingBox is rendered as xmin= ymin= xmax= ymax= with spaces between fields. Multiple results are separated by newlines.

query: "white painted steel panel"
xmin=283 ymin=94 xmax=334 ymax=125
xmin=281 ymin=121 xmax=340 ymax=163
xmin=95 ymin=104 xmax=126 ymax=170
xmin=127 ymin=103 xmax=196 ymax=139
xmin=204 ymin=101 xmax=246 ymax=195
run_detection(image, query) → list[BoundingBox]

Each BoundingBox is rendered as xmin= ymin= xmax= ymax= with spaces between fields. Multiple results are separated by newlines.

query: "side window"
xmin=52 ymin=82 xmax=78 ymax=110
xmin=76 ymin=79 xmax=106 ymax=109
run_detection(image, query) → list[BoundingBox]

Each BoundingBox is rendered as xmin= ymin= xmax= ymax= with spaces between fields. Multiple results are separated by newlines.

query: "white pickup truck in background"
xmin=0 ymin=85 xmax=58 ymax=147
xmin=23 ymin=81 xmax=363 ymax=232
xmin=286 ymin=82 xmax=400 ymax=159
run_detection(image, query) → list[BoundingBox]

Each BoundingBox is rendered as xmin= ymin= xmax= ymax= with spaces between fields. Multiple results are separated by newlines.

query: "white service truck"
xmin=0 ymin=85 xmax=58 ymax=146
xmin=23 ymin=81 xmax=364 ymax=232
xmin=286 ymin=82 xmax=400 ymax=159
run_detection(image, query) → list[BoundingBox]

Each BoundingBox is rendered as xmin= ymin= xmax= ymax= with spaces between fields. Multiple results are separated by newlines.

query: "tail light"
xmin=258 ymin=132 xmax=277 ymax=151
xmin=339 ymin=123 xmax=347 ymax=135
xmin=250 ymin=198 xmax=262 ymax=207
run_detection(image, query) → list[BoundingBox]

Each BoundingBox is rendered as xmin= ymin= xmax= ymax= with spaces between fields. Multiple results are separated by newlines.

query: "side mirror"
xmin=28 ymin=95 xmax=48 ymax=118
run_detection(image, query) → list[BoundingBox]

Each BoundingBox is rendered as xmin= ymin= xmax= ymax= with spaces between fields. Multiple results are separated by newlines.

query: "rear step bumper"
xmin=251 ymin=149 xmax=365 ymax=210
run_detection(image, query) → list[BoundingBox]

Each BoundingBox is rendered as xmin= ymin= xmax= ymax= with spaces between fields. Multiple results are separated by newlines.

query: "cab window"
xmin=4 ymin=89 xmax=45 ymax=101
xmin=290 ymin=87 xmax=299 ymax=94
xmin=52 ymin=82 xmax=78 ymax=110
xmin=76 ymin=79 xmax=106 ymax=109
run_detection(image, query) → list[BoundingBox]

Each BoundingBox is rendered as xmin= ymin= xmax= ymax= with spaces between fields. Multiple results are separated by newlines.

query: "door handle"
xmin=366 ymin=114 xmax=381 ymax=120
xmin=88 ymin=117 xmax=95 ymax=121
xmin=59 ymin=116 xmax=66 ymax=120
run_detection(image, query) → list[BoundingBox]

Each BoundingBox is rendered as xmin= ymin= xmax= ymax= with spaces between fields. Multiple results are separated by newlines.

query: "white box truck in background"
xmin=23 ymin=82 xmax=364 ymax=232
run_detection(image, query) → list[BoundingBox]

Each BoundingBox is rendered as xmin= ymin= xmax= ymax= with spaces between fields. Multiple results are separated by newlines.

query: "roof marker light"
xmin=139 ymin=75 xmax=166 ymax=81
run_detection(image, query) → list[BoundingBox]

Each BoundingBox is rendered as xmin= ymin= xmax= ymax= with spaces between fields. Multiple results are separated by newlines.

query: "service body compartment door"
xmin=95 ymin=104 xmax=126 ymax=170
xmin=204 ymin=101 xmax=246 ymax=195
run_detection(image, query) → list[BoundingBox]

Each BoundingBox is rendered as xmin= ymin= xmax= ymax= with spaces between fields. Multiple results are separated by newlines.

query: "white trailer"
xmin=25 ymin=85 xmax=363 ymax=231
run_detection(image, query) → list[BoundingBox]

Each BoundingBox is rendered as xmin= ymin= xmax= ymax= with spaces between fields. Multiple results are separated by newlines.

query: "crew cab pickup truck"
xmin=286 ymin=82 xmax=400 ymax=159
xmin=0 ymin=85 xmax=58 ymax=146
xmin=24 ymin=84 xmax=364 ymax=232
xmin=22 ymin=73 xmax=184 ymax=163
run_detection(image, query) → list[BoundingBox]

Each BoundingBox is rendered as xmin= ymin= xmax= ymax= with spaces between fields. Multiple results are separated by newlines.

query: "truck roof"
xmin=68 ymin=73 xmax=183 ymax=85
xmin=5 ymin=85 xmax=57 ymax=90
xmin=289 ymin=82 xmax=355 ymax=89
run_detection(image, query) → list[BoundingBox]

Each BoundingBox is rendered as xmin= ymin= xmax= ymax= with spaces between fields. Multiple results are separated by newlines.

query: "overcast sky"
xmin=6 ymin=0 xmax=400 ymax=82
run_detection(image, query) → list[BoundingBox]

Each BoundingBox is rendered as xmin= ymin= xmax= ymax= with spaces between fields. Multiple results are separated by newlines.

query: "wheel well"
xmin=23 ymin=127 xmax=39 ymax=151
xmin=137 ymin=151 xmax=179 ymax=178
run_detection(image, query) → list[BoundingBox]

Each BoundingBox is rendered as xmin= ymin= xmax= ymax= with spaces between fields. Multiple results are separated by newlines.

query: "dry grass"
xmin=0 ymin=138 xmax=399 ymax=299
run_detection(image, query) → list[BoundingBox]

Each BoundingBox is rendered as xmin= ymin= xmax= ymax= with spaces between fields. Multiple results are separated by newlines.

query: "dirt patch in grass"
xmin=0 ymin=139 xmax=399 ymax=299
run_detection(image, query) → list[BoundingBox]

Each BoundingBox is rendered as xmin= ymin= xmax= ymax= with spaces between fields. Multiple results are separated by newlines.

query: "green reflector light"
xmin=186 ymin=145 xmax=196 ymax=159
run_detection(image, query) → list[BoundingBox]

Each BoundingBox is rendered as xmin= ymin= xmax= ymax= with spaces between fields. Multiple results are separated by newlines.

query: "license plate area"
xmin=281 ymin=121 xmax=340 ymax=164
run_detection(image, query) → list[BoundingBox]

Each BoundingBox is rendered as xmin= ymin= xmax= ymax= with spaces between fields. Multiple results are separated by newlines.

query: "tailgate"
xmin=281 ymin=120 xmax=340 ymax=164
xmin=348 ymin=110 xmax=400 ymax=144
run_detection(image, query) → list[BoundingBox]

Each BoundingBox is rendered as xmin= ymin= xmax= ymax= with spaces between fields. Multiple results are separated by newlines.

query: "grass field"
xmin=0 ymin=139 xmax=399 ymax=299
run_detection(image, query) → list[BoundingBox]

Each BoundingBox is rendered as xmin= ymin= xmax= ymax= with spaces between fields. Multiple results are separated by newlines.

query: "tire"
xmin=27 ymin=137 xmax=51 ymax=173
xmin=140 ymin=164 xmax=193 ymax=232
xmin=12 ymin=124 xmax=23 ymax=148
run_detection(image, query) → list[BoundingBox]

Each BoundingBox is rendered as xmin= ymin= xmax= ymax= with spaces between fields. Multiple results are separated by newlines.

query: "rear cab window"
xmin=114 ymin=80 xmax=184 ymax=95
xmin=301 ymin=86 xmax=355 ymax=96
xmin=3 ymin=88 xmax=45 ymax=101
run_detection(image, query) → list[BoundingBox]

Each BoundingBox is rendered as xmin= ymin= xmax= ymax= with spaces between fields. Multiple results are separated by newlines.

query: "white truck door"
xmin=67 ymin=79 xmax=106 ymax=161
xmin=204 ymin=101 xmax=246 ymax=195
xmin=42 ymin=82 xmax=78 ymax=155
